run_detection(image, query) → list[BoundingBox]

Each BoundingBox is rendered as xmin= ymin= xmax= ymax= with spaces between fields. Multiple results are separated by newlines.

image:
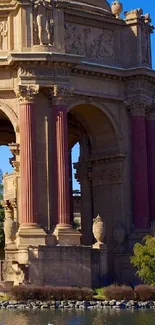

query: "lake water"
xmin=0 ymin=309 xmax=155 ymax=325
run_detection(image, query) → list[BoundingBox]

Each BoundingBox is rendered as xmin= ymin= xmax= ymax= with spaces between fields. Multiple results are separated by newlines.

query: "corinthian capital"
xmin=48 ymin=85 xmax=73 ymax=105
xmin=15 ymin=85 xmax=39 ymax=103
xmin=125 ymin=94 xmax=153 ymax=116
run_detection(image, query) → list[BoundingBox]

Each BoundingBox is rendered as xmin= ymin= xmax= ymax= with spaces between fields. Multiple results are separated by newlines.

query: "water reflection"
xmin=0 ymin=309 xmax=155 ymax=325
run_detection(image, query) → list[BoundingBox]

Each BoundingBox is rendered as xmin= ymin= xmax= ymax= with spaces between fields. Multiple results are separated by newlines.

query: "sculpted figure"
xmin=34 ymin=0 xmax=53 ymax=45
xmin=0 ymin=21 xmax=8 ymax=50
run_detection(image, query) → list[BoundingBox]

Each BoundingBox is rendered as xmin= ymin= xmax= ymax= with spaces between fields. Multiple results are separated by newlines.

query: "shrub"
xmin=103 ymin=285 xmax=134 ymax=301
xmin=11 ymin=285 xmax=94 ymax=301
xmin=134 ymin=285 xmax=155 ymax=301
xmin=131 ymin=235 xmax=155 ymax=285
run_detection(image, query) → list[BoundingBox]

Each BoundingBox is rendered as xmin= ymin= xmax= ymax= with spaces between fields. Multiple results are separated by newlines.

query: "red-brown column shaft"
xmin=131 ymin=113 xmax=149 ymax=229
xmin=69 ymin=149 xmax=74 ymax=225
xmin=55 ymin=104 xmax=70 ymax=226
xmin=19 ymin=101 xmax=38 ymax=225
xmin=146 ymin=113 xmax=155 ymax=223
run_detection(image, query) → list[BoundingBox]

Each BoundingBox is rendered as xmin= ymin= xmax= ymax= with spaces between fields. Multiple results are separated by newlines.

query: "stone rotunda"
xmin=0 ymin=0 xmax=154 ymax=286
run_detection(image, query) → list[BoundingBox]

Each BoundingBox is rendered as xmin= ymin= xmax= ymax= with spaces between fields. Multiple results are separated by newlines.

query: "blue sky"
xmin=0 ymin=0 xmax=155 ymax=190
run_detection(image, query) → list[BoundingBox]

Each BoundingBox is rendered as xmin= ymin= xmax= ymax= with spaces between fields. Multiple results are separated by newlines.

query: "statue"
xmin=33 ymin=0 xmax=53 ymax=46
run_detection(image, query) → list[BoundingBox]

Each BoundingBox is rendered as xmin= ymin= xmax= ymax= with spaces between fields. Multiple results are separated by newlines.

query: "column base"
xmin=53 ymin=224 xmax=81 ymax=246
xmin=16 ymin=223 xmax=46 ymax=248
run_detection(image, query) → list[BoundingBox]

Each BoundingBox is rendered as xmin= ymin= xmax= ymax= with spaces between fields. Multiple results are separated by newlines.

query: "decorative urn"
xmin=93 ymin=215 xmax=104 ymax=244
xmin=111 ymin=1 xmax=123 ymax=19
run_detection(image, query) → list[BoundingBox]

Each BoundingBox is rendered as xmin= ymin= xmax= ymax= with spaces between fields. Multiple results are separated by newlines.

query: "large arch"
xmin=67 ymin=98 xmax=122 ymax=151
xmin=67 ymin=102 xmax=123 ymax=247
xmin=0 ymin=101 xmax=18 ymax=134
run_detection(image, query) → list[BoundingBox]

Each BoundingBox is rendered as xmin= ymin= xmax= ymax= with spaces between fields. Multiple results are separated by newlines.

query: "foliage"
xmin=103 ymin=285 xmax=134 ymax=301
xmin=11 ymin=285 xmax=94 ymax=301
xmin=134 ymin=285 xmax=155 ymax=301
xmin=131 ymin=235 xmax=155 ymax=285
xmin=0 ymin=169 xmax=3 ymax=201
xmin=93 ymin=288 xmax=106 ymax=300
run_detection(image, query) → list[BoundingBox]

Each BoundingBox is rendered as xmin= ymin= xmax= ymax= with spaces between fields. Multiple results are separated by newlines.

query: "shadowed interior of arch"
xmin=0 ymin=110 xmax=15 ymax=145
xmin=0 ymin=110 xmax=15 ymax=175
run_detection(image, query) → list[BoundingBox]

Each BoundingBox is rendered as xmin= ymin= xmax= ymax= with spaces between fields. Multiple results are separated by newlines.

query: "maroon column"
xmin=146 ymin=113 xmax=155 ymax=223
xmin=55 ymin=104 xmax=71 ymax=227
xmin=19 ymin=100 xmax=38 ymax=225
xmin=131 ymin=110 xmax=149 ymax=229
xmin=69 ymin=149 xmax=74 ymax=225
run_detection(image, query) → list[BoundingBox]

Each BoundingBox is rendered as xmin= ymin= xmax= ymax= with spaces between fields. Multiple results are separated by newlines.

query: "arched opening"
xmin=72 ymin=142 xmax=81 ymax=230
xmin=0 ymin=109 xmax=16 ymax=257
xmin=68 ymin=102 xmax=120 ymax=247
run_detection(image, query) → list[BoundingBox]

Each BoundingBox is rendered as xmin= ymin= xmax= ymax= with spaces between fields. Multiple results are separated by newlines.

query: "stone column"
xmin=69 ymin=149 xmax=74 ymax=225
xmin=146 ymin=109 xmax=155 ymax=223
xmin=52 ymin=86 xmax=81 ymax=245
xmin=16 ymin=85 xmax=46 ymax=248
xmin=131 ymin=105 xmax=149 ymax=229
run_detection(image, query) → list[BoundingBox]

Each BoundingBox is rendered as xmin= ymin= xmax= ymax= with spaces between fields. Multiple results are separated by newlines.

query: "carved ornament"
xmin=19 ymin=65 xmax=70 ymax=78
xmin=74 ymin=154 xmax=125 ymax=186
xmin=125 ymin=78 xmax=155 ymax=94
xmin=15 ymin=85 xmax=39 ymax=102
xmin=2 ymin=199 xmax=12 ymax=211
xmin=0 ymin=20 xmax=8 ymax=51
xmin=48 ymin=86 xmax=73 ymax=105
xmin=125 ymin=94 xmax=153 ymax=116
xmin=65 ymin=23 xmax=115 ymax=62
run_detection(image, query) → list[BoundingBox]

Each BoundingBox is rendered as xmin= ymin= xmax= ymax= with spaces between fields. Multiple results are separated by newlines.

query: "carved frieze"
xmin=33 ymin=0 xmax=53 ymax=46
xmin=19 ymin=66 xmax=70 ymax=78
xmin=125 ymin=78 xmax=155 ymax=95
xmin=0 ymin=20 xmax=8 ymax=51
xmin=74 ymin=154 xmax=125 ymax=186
xmin=65 ymin=23 xmax=115 ymax=62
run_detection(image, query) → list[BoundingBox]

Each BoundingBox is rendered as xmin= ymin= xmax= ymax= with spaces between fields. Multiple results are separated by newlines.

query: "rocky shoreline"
xmin=0 ymin=300 xmax=155 ymax=310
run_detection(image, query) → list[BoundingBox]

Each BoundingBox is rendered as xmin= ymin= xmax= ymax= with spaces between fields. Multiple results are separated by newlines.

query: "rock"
xmin=17 ymin=305 xmax=26 ymax=309
xmin=109 ymin=300 xmax=116 ymax=306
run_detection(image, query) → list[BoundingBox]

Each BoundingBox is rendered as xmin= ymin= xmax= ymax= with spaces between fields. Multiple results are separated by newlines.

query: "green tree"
xmin=131 ymin=235 xmax=155 ymax=285
xmin=0 ymin=169 xmax=5 ymax=250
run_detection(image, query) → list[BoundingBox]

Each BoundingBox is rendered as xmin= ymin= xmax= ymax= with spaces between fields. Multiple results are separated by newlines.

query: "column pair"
xmin=50 ymin=86 xmax=81 ymax=245
xmin=16 ymin=85 xmax=46 ymax=248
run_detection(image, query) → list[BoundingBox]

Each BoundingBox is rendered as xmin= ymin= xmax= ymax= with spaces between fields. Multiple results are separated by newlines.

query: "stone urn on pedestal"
xmin=111 ymin=1 xmax=123 ymax=18
xmin=3 ymin=200 xmax=16 ymax=245
xmin=92 ymin=215 xmax=104 ymax=248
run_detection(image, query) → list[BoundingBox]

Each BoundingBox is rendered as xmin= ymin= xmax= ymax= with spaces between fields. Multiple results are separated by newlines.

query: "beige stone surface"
xmin=0 ymin=0 xmax=154 ymax=286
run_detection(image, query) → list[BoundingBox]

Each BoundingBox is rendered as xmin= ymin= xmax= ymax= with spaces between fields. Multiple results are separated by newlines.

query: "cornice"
xmin=0 ymin=52 xmax=155 ymax=86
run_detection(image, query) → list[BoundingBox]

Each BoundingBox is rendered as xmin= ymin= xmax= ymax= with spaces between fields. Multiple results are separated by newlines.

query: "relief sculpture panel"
xmin=65 ymin=23 xmax=115 ymax=62
xmin=0 ymin=20 xmax=8 ymax=51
